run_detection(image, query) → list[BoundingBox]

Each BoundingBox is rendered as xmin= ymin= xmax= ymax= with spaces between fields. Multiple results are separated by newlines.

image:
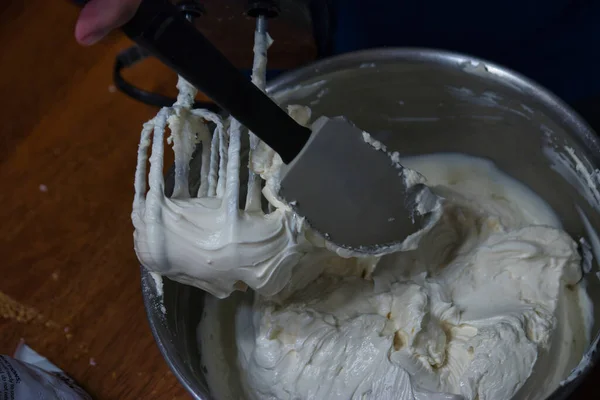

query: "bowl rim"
xmin=141 ymin=47 xmax=600 ymax=400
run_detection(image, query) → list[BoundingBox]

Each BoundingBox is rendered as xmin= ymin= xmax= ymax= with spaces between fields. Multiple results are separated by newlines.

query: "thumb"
xmin=75 ymin=0 xmax=142 ymax=46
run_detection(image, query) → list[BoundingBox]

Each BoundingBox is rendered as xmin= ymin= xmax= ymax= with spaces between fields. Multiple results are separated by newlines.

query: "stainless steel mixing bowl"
xmin=141 ymin=48 xmax=600 ymax=399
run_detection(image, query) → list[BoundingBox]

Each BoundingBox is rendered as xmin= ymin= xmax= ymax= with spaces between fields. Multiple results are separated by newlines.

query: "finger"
xmin=75 ymin=0 xmax=142 ymax=46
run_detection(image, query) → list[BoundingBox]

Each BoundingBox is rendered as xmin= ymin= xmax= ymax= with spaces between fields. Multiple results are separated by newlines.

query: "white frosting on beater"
xmin=132 ymin=81 xmax=319 ymax=298
xmin=132 ymin=24 xmax=340 ymax=299
xmin=132 ymin=28 xmax=323 ymax=299
xmin=220 ymin=154 xmax=591 ymax=400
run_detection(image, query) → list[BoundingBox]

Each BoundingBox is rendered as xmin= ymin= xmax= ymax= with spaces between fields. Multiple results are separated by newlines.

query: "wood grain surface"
xmin=0 ymin=1 xmax=596 ymax=399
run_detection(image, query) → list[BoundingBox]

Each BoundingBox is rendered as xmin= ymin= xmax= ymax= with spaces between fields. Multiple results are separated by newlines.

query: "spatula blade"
xmin=279 ymin=116 xmax=437 ymax=252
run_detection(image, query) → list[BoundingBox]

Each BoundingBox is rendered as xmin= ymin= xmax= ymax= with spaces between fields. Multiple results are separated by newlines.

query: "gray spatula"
xmin=103 ymin=0 xmax=438 ymax=251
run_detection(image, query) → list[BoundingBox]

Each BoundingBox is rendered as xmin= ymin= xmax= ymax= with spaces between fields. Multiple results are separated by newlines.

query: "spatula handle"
xmin=76 ymin=0 xmax=311 ymax=163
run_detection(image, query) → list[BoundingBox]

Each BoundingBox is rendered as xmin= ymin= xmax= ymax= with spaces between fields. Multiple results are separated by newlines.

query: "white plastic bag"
xmin=0 ymin=342 xmax=91 ymax=399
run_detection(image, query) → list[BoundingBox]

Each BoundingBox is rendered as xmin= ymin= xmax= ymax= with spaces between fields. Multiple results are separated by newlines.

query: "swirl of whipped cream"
xmin=232 ymin=155 xmax=591 ymax=400
xmin=132 ymin=73 xmax=328 ymax=298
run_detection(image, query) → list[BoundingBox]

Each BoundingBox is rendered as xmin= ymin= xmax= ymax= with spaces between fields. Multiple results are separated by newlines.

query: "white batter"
xmin=131 ymin=29 xmax=593 ymax=400
xmin=198 ymin=154 xmax=591 ymax=400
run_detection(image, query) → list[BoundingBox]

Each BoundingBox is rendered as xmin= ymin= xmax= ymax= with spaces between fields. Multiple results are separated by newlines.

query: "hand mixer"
xmin=80 ymin=0 xmax=440 ymax=252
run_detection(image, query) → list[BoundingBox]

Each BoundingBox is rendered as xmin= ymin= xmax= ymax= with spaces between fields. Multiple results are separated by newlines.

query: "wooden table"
xmin=0 ymin=1 xmax=596 ymax=399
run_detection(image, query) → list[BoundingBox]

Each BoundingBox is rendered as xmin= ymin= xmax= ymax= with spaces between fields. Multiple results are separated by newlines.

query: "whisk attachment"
xmin=132 ymin=16 xmax=318 ymax=299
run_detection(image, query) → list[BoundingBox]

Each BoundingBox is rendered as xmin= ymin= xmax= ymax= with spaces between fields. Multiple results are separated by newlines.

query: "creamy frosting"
xmin=131 ymin=32 xmax=321 ymax=299
xmin=132 ymin=88 xmax=314 ymax=298
xmin=198 ymin=154 xmax=591 ymax=400
xmin=133 ymin=25 xmax=593 ymax=400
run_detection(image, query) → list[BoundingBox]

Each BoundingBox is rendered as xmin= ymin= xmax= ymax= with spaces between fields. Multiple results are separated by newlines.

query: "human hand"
xmin=75 ymin=0 xmax=142 ymax=45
